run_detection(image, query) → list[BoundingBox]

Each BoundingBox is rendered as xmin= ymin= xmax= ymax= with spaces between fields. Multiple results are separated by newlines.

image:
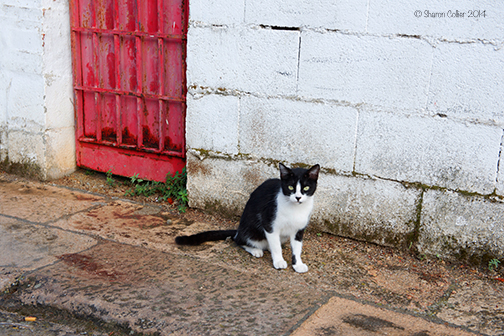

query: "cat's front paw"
xmin=293 ymin=262 xmax=308 ymax=273
xmin=273 ymin=259 xmax=288 ymax=270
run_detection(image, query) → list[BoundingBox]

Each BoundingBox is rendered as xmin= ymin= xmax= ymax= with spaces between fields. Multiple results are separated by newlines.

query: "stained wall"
xmin=186 ymin=1 xmax=504 ymax=261
xmin=0 ymin=0 xmax=75 ymax=179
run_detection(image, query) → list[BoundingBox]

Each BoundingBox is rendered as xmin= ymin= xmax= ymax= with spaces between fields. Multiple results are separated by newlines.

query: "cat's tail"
xmin=175 ymin=230 xmax=237 ymax=246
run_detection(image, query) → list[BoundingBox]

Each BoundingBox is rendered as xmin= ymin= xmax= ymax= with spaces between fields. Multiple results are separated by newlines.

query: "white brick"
xmin=355 ymin=111 xmax=501 ymax=194
xmin=7 ymin=129 xmax=45 ymax=164
xmin=7 ymin=73 xmax=45 ymax=130
xmin=419 ymin=189 xmax=504 ymax=260
xmin=187 ymin=152 xmax=279 ymax=211
xmin=0 ymin=71 xmax=8 ymax=125
xmin=312 ymin=174 xmax=420 ymax=247
xmin=367 ymin=0 xmax=504 ymax=41
xmin=186 ymin=94 xmax=240 ymax=154
xmin=0 ymin=4 xmax=42 ymax=29
xmin=42 ymin=1 xmax=73 ymax=130
xmin=239 ymin=96 xmax=357 ymax=172
xmin=427 ymin=43 xmax=504 ymax=126
xmin=1 ymin=26 xmax=43 ymax=74
xmin=298 ymin=31 xmax=432 ymax=110
xmin=245 ymin=0 xmax=368 ymax=31
xmin=1 ymin=0 xmax=75 ymax=178
xmin=187 ymin=26 xmax=299 ymax=95
xmin=190 ymin=0 xmax=244 ymax=25
xmin=45 ymin=127 xmax=76 ymax=179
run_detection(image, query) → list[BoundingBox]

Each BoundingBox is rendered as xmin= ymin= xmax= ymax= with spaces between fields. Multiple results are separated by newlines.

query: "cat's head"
xmin=279 ymin=163 xmax=320 ymax=204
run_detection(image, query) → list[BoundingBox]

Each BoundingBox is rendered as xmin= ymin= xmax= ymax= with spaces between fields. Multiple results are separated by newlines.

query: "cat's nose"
xmin=295 ymin=196 xmax=301 ymax=202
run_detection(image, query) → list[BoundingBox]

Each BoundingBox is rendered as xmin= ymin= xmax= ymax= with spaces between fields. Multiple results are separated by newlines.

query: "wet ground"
xmin=0 ymin=169 xmax=503 ymax=335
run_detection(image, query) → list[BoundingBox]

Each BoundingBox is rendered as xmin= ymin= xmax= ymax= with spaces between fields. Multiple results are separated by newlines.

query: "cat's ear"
xmin=307 ymin=164 xmax=320 ymax=181
xmin=279 ymin=163 xmax=292 ymax=179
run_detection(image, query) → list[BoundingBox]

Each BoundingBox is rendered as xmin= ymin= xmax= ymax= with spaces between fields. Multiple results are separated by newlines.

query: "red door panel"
xmin=70 ymin=0 xmax=187 ymax=182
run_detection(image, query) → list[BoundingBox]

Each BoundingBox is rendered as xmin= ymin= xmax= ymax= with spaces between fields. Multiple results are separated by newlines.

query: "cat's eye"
xmin=288 ymin=186 xmax=294 ymax=191
xmin=303 ymin=186 xmax=310 ymax=191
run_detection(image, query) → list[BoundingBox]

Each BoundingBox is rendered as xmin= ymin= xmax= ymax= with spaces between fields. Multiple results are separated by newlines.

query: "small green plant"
xmin=130 ymin=173 xmax=143 ymax=184
xmin=106 ymin=169 xmax=115 ymax=187
xmin=488 ymin=258 xmax=501 ymax=271
xmin=125 ymin=168 xmax=188 ymax=212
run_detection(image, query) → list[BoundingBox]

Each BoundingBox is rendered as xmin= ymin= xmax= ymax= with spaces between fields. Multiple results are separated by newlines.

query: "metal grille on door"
xmin=70 ymin=0 xmax=187 ymax=181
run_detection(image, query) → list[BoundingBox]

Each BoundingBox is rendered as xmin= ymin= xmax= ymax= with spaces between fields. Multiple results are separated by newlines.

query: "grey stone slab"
xmin=0 ymin=179 xmax=103 ymax=223
xmin=355 ymin=111 xmax=501 ymax=194
xmin=418 ymin=189 xmax=504 ymax=260
xmin=10 ymin=240 xmax=326 ymax=336
xmin=0 ymin=216 xmax=97 ymax=271
xmin=437 ymin=280 xmax=504 ymax=336
xmin=239 ymin=96 xmax=358 ymax=173
xmin=312 ymin=174 xmax=421 ymax=248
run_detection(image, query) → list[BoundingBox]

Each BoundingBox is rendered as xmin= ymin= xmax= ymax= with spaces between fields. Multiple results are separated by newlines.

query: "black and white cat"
xmin=175 ymin=163 xmax=320 ymax=273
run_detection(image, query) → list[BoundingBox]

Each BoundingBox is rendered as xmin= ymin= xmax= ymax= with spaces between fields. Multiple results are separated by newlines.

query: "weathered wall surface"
xmin=186 ymin=0 xmax=504 ymax=262
xmin=0 ymin=0 xmax=75 ymax=179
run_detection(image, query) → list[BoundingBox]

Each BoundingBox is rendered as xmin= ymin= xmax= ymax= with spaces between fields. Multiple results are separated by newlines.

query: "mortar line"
xmin=237 ymin=96 xmax=241 ymax=152
xmin=494 ymin=129 xmax=504 ymax=185
xmin=242 ymin=0 xmax=246 ymax=23
xmin=352 ymin=108 xmax=360 ymax=173
xmin=424 ymin=43 xmax=435 ymax=112
xmin=295 ymin=31 xmax=302 ymax=94
xmin=364 ymin=0 xmax=371 ymax=32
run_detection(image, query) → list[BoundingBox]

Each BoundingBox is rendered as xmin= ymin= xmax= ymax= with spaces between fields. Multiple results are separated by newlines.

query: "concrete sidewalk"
xmin=0 ymin=173 xmax=503 ymax=335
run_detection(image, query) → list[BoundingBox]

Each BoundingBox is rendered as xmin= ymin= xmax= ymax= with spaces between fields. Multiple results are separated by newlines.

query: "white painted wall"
xmin=186 ymin=0 xmax=504 ymax=261
xmin=0 ymin=0 xmax=75 ymax=179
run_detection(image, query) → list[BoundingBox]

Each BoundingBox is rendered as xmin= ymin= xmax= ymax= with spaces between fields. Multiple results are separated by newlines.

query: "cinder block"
xmin=419 ymin=189 xmax=504 ymax=260
xmin=190 ymin=0 xmax=244 ymax=25
xmin=0 ymin=5 xmax=42 ymax=31
xmin=2 ymin=37 xmax=43 ymax=74
xmin=245 ymin=0 xmax=368 ymax=31
xmin=8 ymin=27 xmax=42 ymax=54
xmin=312 ymin=174 xmax=421 ymax=247
xmin=298 ymin=31 xmax=432 ymax=110
xmin=186 ymin=94 xmax=240 ymax=154
xmin=7 ymin=73 xmax=45 ymax=129
xmin=7 ymin=129 xmax=45 ymax=164
xmin=427 ymin=43 xmax=504 ymax=126
xmin=239 ymin=96 xmax=358 ymax=172
xmin=187 ymin=26 xmax=299 ymax=95
xmin=367 ymin=1 xmax=504 ymax=41
xmin=496 ymin=145 xmax=504 ymax=196
xmin=45 ymin=127 xmax=77 ymax=179
xmin=355 ymin=110 xmax=501 ymax=194
xmin=0 ymin=72 xmax=8 ymax=124
xmin=187 ymin=151 xmax=279 ymax=214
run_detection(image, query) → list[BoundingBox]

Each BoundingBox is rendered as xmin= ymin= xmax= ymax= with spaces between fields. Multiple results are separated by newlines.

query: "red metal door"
xmin=70 ymin=0 xmax=187 ymax=181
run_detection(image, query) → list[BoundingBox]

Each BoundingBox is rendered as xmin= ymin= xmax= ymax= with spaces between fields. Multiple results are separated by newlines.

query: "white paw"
xmin=293 ymin=262 xmax=308 ymax=273
xmin=251 ymin=249 xmax=264 ymax=258
xmin=244 ymin=246 xmax=264 ymax=258
xmin=273 ymin=259 xmax=288 ymax=270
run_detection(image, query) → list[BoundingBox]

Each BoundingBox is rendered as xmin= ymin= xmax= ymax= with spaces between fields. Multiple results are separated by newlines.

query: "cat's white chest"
xmin=273 ymin=192 xmax=314 ymax=236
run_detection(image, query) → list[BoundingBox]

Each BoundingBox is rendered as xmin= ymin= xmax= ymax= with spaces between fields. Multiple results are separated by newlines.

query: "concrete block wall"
xmin=0 ymin=0 xmax=75 ymax=179
xmin=186 ymin=0 xmax=504 ymax=262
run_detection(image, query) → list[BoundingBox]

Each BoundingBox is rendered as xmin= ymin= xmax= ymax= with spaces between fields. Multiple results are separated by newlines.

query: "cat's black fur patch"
xmin=295 ymin=229 xmax=305 ymax=242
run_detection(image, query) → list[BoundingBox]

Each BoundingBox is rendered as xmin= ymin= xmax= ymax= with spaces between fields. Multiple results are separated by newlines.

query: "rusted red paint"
xmin=70 ymin=0 xmax=187 ymax=182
